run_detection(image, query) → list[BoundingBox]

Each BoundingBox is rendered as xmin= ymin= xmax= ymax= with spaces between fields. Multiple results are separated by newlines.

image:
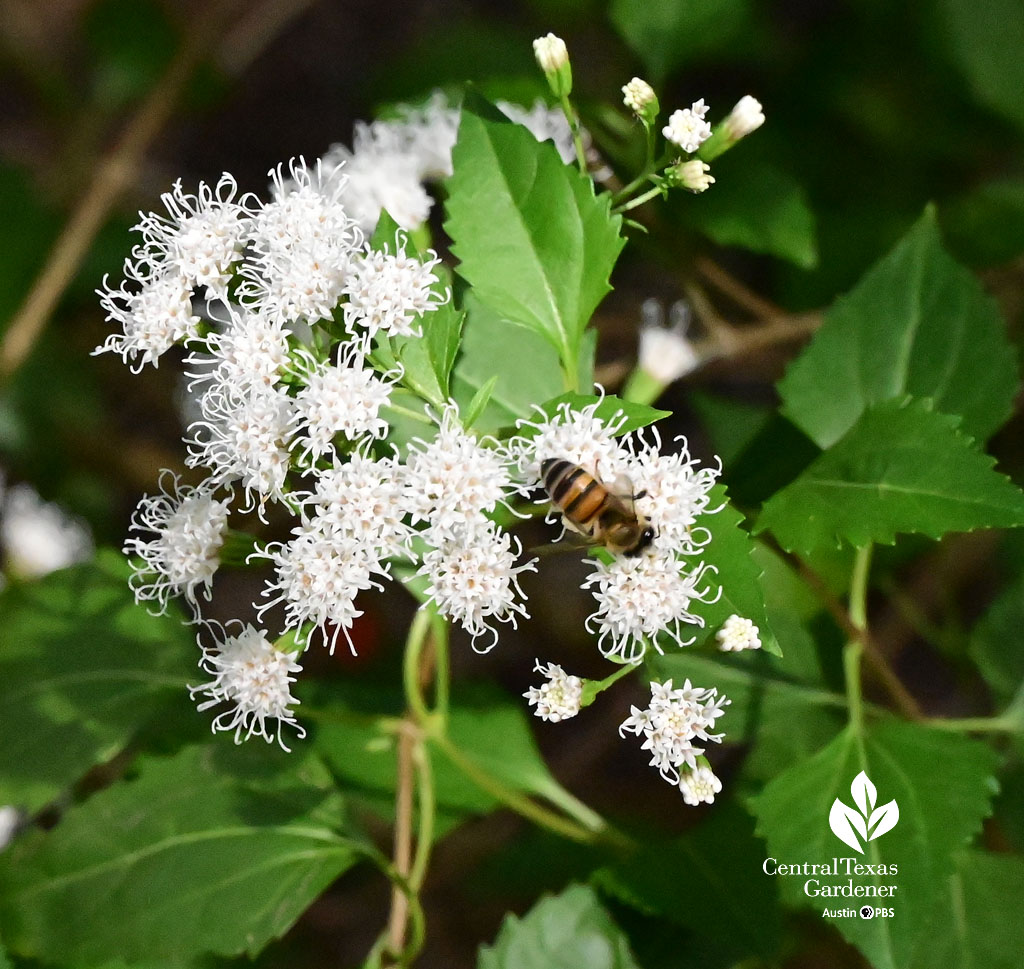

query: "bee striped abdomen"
xmin=542 ymin=458 xmax=608 ymax=533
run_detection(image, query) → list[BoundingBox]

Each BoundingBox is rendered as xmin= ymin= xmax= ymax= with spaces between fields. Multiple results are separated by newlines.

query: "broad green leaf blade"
xmin=0 ymin=744 xmax=360 ymax=966
xmin=593 ymin=803 xmax=782 ymax=963
xmin=778 ymin=209 xmax=1019 ymax=449
xmin=681 ymin=158 xmax=818 ymax=268
xmin=478 ymin=883 xmax=640 ymax=969
xmin=752 ymin=722 xmax=999 ymax=969
xmin=0 ymin=551 xmax=193 ymax=814
xmin=756 ymin=399 xmax=1024 ymax=554
xmin=609 ymin=0 xmax=752 ymax=82
xmin=450 ymin=292 xmax=567 ymax=435
xmin=695 ymin=484 xmax=780 ymax=654
xmin=968 ymin=573 xmax=1024 ymax=705
xmin=942 ymin=0 xmax=1024 ymax=132
xmin=424 ymin=299 xmax=465 ymax=399
xmin=445 ymin=92 xmax=625 ymax=371
xmin=910 ymin=851 xmax=1024 ymax=969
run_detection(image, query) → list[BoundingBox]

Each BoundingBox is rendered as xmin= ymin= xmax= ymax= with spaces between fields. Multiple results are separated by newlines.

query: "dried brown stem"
xmin=0 ymin=0 xmax=241 ymax=381
xmin=695 ymin=255 xmax=784 ymax=320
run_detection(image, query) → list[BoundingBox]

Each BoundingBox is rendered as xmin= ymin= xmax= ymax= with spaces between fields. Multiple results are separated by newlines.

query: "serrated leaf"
xmin=609 ymin=0 xmax=752 ymax=81
xmin=478 ymin=883 xmax=640 ymax=969
xmin=445 ymin=92 xmax=625 ymax=373
xmin=941 ymin=0 xmax=1024 ymax=132
xmin=450 ymin=292 xmax=567 ymax=434
xmin=779 ymin=208 xmax=1019 ymax=449
xmin=594 ymin=803 xmax=782 ymax=962
xmin=696 ymin=484 xmax=780 ymax=654
xmin=752 ymin=722 xmax=999 ymax=969
xmin=0 ymin=551 xmax=193 ymax=814
xmin=910 ymin=851 xmax=1024 ymax=969
xmin=0 ymin=744 xmax=361 ymax=965
xmin=682 ymin=158 xmax=818 ymax=268
xmin=756 ymin=399 xmax=1024 ymax=554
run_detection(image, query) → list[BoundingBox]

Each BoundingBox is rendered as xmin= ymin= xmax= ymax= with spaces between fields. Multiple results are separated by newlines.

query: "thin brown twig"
xmin=695 ymin=255 xmax=784 ymax=320
xmin=387 ymin=720 xmax=417 ymax=958
xmin=0 ymin=0 xmax=241 ymax=381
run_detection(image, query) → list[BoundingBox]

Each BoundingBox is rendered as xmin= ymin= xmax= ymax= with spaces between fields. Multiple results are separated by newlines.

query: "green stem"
xmin=844 ymin=544 xmax=873 ymax=739
xmin=409 ymin=741 xmax=435 ymax=890
xmin=612 ymin=184 xmax=664 ymax=214
xmin=925 ymin=716 xmax=1022 ymax=733
xmin=431 ymin=732 xmax=615 ymax=845
xmin=581 ymin=661 xmax=636 ymax=707
xmin=385 ymin=402 xmax=434 ymax=425
xmin=402 ymin=607 xmax=433 ymax=723
xmin=430 ymin=612 xmax=450 ymax=720
xmin=559 ymin=93 xmax=588 ymax=173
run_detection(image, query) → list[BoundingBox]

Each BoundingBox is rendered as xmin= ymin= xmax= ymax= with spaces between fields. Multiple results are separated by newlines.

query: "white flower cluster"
xmin=508 ymin=398 xmax=723 ymax=663
xmin=620 ymin=679 xmax=729 ymax=804
xmin=663 ymin=99 xmax=712 ymax=154
xmin=524 ymin=660 xmax=584 ymax=722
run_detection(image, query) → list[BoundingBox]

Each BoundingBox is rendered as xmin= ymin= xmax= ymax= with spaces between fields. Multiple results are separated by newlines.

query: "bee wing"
xmin=527 ymin=534 xmax=597 ymax=558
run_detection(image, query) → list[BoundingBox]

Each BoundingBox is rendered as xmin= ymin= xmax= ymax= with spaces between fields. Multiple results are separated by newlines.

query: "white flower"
xmin=622 ymin=77 xmax=657 ymax=117
xmin=94 ymin=269 xmax=200 ymax=371
xmin=342 ymin=238 xmax=447 ymax=345
xmin=404 ymin=403 xmax=515 ymax=543
xmin=679 ymin=765 xmax=723 ymax=805
xmin=533 ymin=33 xmax=569 ymax=74
xmin=638 ymin=299 xmax=700 ymax=384
xmin=620 ymin=678 xmax=729 ymax=790
xmin=290 ymin=346 xmax=395 ymax=463
xmin=716 ymin=614 xmax=761 ymax=652
xmin=379 ymin=92 xmax=461 ymax=180
xmin=190 ymin=623 xmax=305 ymax=750
xmin=0 ymin=483 xmax=92 ymax=579
xmin=124 ymin=473 xmax=230 ymax=614
xmin=321 ymin=125 xmax=433 ymax=234
xmin=237 ymin=158 xmax=361 ymax=323
xmin=721 ymin=95 xmax=764 ymax=142
xmin=186 ymin=386 xmax=294 ymax=513
xmin=131 ymin=173 xmax=253 ymax=297
xmin=626 ymin=427 xmax=721 ymax=554
xmin=185 ymin=304 xmax=290 ymax=396
xmin=584 ymin=552 xmax=719 ymax=662
xmin=0 ymin=805 xmax=22 ymax=851
xmin=524 ymin=660 xmax=583 ymax=722
xmin=672 ymin=158 xmax=715 ymax=193
xmin=509 ymin=396 xmax=631 ymax=491
xmin=257 ymin=519 xmax=385 ymax=654
xmin=302 ymin=451 xmax=411 ymax=559
xmin=663 ymin=100 xmax=712 ymax=153
xmin=497 ymin=100 xmax=579 ymax=167
xmin=418 ymin=521 xmax=536 ymax=651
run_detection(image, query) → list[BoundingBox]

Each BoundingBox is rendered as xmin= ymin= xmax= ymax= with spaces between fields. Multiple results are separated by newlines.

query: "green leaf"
xmin=682 ymin=158 xmax=818 ymax=269
xmin=370 ymin=211 xmax=464 ymax=405
xmin=478 ymin=883 xmax=640 ymax=969
xmin=694 ymin=484 xmax=780 ymax=654
xmin=751 ymin=722 xmax=999 ymax=969
xmin=910 ymin=851 xmax=1024 ymax=969
xmin=450 ymin=292 xmax=567 ymax=435
xmin=594 ymin=803 xmax=782 ymax=963
xmin=778 ymin=208 xmax=1019 ymax=449
xmin=942 ymin=0 xmax=1024 ymax=132
xmin=941 ymin=177 xmax=1024 ymax=267
xmin=969 ymin=573 xmax=1024 ymax=705
xmin=0 ymin=551 xmax=193 ymax=814
xmin=445 ymin=92 xmax=625 ymax=374
xmin=521 ymin=393 xmax=669 ymax=438
xmin=609 ymin=0 xmax=753 ymax=81
xmin=0 ymin=744 xmax=361 ymax=965
xmin=756 ymin=399 xmax=1024 ymax=554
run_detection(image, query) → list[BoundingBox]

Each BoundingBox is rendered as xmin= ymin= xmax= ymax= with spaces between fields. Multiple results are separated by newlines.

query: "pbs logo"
xmin=860 ymin=906 xmax=875 ymax=919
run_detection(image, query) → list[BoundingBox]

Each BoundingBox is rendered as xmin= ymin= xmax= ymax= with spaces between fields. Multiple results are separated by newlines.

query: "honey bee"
xmin=541 ymin=458 xmax=655 ymax=557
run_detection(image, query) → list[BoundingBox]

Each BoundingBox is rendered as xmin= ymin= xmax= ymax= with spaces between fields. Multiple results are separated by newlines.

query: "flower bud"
xmin=622 ymin=76 xmax=659 ymax=125
xmin=532 ymin=33 xmax=572 ymax=98
xmin=722 ymin=95 xmax=765 ymax=142
xmin=667 ymin=158 xmax=715 ymax=193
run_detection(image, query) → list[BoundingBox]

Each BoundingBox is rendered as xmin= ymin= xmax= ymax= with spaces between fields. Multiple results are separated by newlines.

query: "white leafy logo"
xmin=829 ymin=771 xmax=899 ymax=854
